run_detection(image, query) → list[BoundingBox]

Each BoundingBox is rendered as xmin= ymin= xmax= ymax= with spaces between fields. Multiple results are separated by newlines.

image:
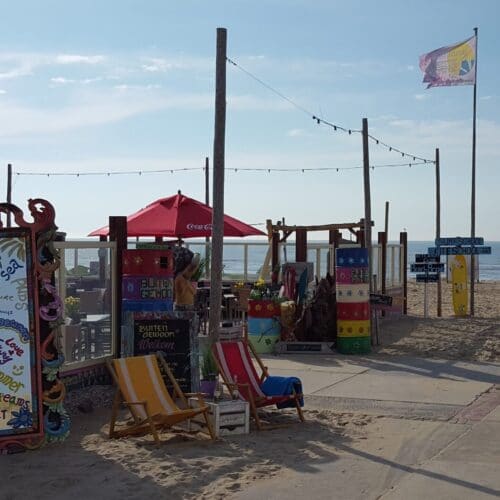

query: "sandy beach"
xmin=377 ymin=280 xmax=500 ymax=362
xmin=1 ymin=281 xmax=499 ymax=499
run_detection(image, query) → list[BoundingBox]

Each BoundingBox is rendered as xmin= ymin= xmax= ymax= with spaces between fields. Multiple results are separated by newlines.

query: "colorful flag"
xmin=419 ymin=36 xmax=476 ymax=88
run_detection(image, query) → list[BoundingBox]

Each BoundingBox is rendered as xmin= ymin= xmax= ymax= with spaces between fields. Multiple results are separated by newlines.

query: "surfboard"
xmin=451 ymin=255 xmax=468 ymax=316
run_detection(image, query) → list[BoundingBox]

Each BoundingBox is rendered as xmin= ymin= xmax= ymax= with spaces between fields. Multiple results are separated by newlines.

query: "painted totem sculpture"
xmin=0 ymin=199 xmax=69 ymax=454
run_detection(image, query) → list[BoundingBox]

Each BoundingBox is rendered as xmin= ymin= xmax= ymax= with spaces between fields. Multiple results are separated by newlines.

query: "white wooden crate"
xmin=188 ymin=397 xmax=250 ymax=437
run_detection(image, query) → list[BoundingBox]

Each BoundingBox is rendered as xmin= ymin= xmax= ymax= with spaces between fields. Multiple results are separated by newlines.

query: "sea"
xmin=65 ymin=240 xmax=500 ymax=282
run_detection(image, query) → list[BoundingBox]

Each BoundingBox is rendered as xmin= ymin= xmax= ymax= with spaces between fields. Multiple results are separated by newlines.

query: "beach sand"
xmin=1 ymin=406 xmax=372 ymax=500
xmin=1 ymin=281 xmax=499 ymax=499
xmin=377 ymin=280 xmax=500 ymax=362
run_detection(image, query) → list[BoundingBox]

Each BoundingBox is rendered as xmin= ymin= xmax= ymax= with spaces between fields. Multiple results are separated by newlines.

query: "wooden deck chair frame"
xmin=107 ymin=353 xmax=215 ymax=444
xmin=212 ymin=338 xmax=305 ymax=430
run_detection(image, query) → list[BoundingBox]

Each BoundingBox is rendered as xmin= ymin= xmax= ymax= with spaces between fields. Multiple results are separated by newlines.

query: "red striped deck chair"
xmin=107 ymin=353 xmax=215 ymax=444
xmin=212 ymin=339 xmax=305 ymax=430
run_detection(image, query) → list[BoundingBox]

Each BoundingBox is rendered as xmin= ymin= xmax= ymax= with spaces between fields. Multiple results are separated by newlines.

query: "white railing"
xmin=183 ymin=240 xmax=404 ymax=285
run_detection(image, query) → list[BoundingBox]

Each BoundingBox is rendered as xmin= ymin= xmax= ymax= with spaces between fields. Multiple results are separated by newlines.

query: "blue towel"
xmin=261 ymin=376 xmax=304 ymax=408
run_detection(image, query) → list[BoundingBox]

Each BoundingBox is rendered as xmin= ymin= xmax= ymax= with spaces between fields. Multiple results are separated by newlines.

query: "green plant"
xmin=64 ymin=296 xmax=80 ymax=323
xmin=200 ymin=348 xmax=218 ymax=381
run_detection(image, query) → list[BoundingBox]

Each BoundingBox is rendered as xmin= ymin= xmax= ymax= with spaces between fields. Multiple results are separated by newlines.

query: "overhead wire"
xmin=227 ymin=56 xmax=435 ymax=163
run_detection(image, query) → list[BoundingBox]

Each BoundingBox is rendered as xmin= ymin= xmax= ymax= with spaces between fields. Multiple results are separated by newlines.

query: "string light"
xmin=368 ymin=134 xmax=434 ymax=163
xmin=227 ymin=56 xmax=435 ymax=163
xmin=227 ymin=56 xmax=358 ymax=135
xmin=14 ymin=161 xmax=431 ymax=178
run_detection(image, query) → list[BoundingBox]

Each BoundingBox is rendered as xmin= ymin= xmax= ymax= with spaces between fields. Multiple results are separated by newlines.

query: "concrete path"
xmin=235 ymin=354 xmax=500 ymax=499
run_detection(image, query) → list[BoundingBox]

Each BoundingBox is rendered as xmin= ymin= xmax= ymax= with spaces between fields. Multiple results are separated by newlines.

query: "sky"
xmin=1 ymin=0 xmax=499 ymax=241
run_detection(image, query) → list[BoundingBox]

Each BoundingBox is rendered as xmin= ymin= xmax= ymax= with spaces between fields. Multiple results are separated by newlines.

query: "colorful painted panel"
xmin=248 ymin=299 xmax=281 ymax=318
xmin=336 ymin=284 xmax=370 ymax=303
xmin=0 ymin=200 xmax=68 ymax=454
xmin=337 ymin=320 xmax=371 ymax=337
xmin=335 ymin=248 xmax=369 ymax=268
xmin=336 ymin=247 xmax=370 ymax=354
xmin=336 ymin=267 xmax=369 ymax=284
xmin=247 ymin=317 xmax=281 ymax=336
xmin=122 ymin=299 xmax=174 ymax=312
xmin=336 ymin=302 xmax=370 ymax=321
xmin=122 ymin=249 xmax=174 ymax=276
xmin=0 ymin=231 xmax=37 ymax=440
xmin=122 ymin=276 xmax=173 ymax=301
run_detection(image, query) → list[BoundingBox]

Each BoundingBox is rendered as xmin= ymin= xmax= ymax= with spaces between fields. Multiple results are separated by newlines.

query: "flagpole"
xmin=470 ymin=27 xmax=478 ymax=316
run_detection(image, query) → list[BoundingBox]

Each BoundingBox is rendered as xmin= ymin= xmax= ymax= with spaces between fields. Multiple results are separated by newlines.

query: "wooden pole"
xmin=470 ymin=27 xmax=478 ymax=316
xmin=362 ymin=118 xmax=373 ymax=292
xmin=205 ymin=156 xmax=210 ymax=279
xmin=208 ymin=28 xmax=227 ymax=342
xmin=378 ymin=231 xmax=387 ymax=294
xmin=6 ymin=164 xmax=12 ymax=227
xmin=400 ymin=231 xmax=408 ymax=314
xmin=435 ymin=148 xmax=442 ymax=317
xmin=295 ymin=228 xmax=307 ymax=263
xmin=271 ymin=231 xmax=279 ymax=284
xmin=384 ymin=201 xmax=389 ymax=240
xmin=109 ymin=216 xmax=127 ymax=357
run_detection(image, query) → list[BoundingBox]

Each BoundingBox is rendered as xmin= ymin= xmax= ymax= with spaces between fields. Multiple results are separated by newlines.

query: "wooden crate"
xmin=188 ymin=397 xmax=249 ymax=437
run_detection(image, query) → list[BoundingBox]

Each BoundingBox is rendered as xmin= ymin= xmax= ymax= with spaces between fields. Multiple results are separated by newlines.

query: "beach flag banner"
xmin=419 ymin=35 xmax=476 ymax=88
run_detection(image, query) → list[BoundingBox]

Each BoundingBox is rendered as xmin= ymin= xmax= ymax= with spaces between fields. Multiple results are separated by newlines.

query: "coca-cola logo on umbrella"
xmin=186 ymin=223 xmax=213 ymax=231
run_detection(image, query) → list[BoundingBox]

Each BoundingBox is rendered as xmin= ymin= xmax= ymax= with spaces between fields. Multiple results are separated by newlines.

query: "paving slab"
xmin=305 ymin=395 xmax=463 ymax=420
xmin=381 ymin=461 xmax=500 ymax=499
xmin=484 ymin=405 xmax=500 ymax=422
xmin=234 ymin=419 xmax=467 ymax=500
xmin=266 ymin=368 xmax=356 ymax=394
xmin=313 ymin=370 xmax=492 ymax=405
xmin=438 ymin=421 xmax=500 ymax=463
xmin=261 ymin=354 xmax=370 ymax=374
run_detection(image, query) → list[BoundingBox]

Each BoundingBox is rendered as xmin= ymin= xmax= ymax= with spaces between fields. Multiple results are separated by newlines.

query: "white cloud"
xmin=287 ymin=128 xmax=309 ymax=137
xmin=407 ymin=65 xmax=415 ymax=71
xmin=140 ymin=56 xmax=212 ymax=74
xmin=480 ymin=95 xmax=492 ymax=101
xmin=0 ymin=87 xmax=216 ymax=137
xmin=50 ymin=77 xmax=76 ymax=85
xmin=55 ymin=54 xmax=106 ymax=64
xmin=141 ymin=57 xmax=172 ymax=72
xmin=114 ymin=83 xmax=162 ymax=90
xmin=414 ymin=94 xmax=428 ymax=100
xmin=0 ymin=89 xmax=6 ymax=94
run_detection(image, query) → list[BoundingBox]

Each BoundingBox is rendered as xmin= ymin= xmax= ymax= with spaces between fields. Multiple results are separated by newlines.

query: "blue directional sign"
xmin=429 ymin=246 xmax=491 ymax=256
xmin=411 ymin=263 xmax=445 ymax=273
xmin=435 ymin=237 xmax=484 ymax=246
xmin=416 ymin=273 xmax=439 ymax=283
xmin=415 ymin=254 xmax=439 ymax=263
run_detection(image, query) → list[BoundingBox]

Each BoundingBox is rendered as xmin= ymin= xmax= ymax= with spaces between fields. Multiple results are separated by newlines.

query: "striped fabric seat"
xmin=212 ymin=339 xmax=305 ymax=430
xmin=108 ymin=354 xmax=215 ymax=443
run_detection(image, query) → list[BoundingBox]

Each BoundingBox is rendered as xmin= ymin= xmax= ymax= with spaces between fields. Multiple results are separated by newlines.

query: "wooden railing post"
xmin=296 ymin=228 xmax=307 ymax=262
xmin=378 ymin=231 xmax=387 ymax=294
xmin=400 ymin=231 xmax=408 ymax=315
xmin=109 ymin=216 xmax=127 ymax=357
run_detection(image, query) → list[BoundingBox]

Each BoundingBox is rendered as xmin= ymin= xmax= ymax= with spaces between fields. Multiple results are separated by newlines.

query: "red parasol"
xmin=88 ymin=191 xmax=265 ymax=238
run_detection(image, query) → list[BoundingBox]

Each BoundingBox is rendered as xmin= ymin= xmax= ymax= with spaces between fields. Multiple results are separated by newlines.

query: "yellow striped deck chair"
xmin=107 ymin=353 xmax=215 ymax=444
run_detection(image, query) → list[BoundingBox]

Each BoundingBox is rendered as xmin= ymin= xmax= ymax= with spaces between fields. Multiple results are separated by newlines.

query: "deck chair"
xmin=212 ymin=339 xmax=305 ymax=430
xmin=107 ymin=353 xmax=215 ymax=444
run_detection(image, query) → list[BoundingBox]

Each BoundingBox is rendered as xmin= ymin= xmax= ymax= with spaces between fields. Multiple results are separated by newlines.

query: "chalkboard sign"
xmin=133 ymin=318 xmax=191 ymax=392
xmin=0 ymin=230 xmax=41 ymax=445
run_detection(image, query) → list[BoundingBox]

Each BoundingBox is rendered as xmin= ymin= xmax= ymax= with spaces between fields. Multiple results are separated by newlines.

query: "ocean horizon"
xmin=67 ymin=238 xmax=500 ymax=282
